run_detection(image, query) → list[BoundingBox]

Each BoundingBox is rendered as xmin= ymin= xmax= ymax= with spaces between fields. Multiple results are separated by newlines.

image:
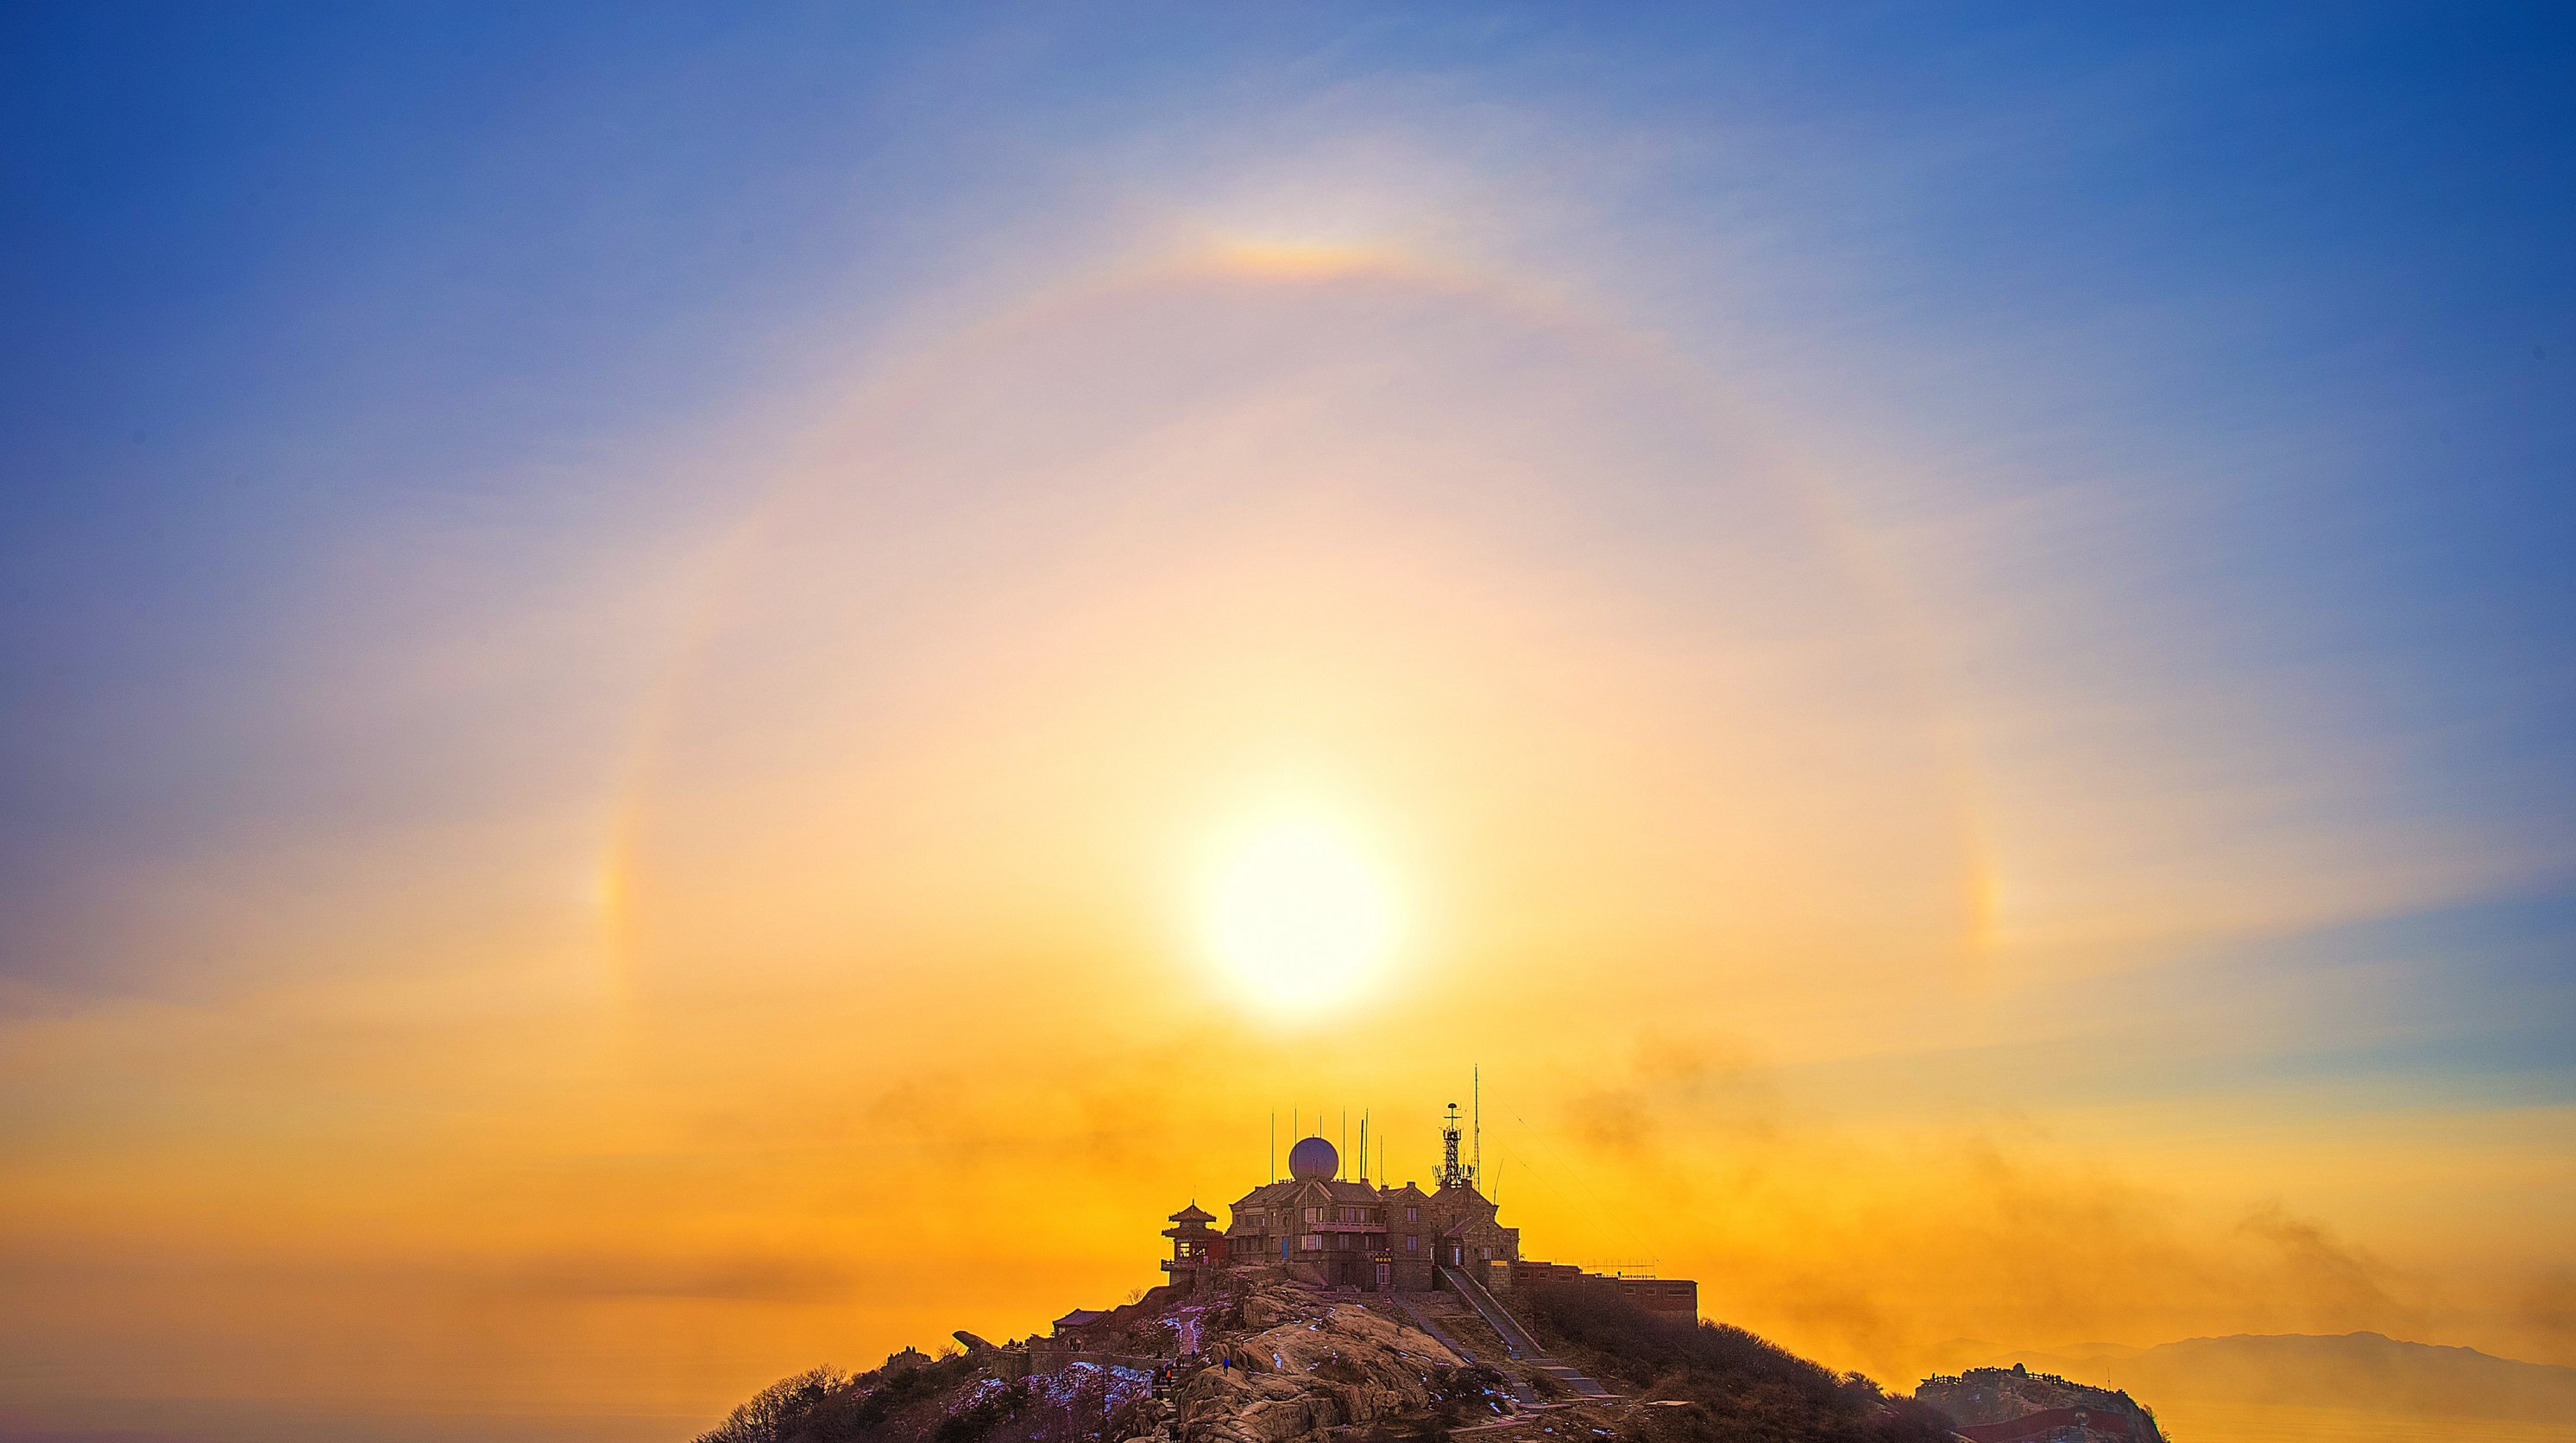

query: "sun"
xmin=1200 ymin=807 xmax=1401 ymax=1015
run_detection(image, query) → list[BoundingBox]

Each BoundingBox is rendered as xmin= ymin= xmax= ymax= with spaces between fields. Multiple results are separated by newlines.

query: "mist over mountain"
xmin=1993 ymin=1332 xmax=2576 ymax=1426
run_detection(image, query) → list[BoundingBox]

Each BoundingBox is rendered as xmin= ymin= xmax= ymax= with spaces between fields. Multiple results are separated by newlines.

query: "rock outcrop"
xmin=1916 ymin=1364 xmax=2166 ymax=1443
xmin=1179 ymin=1292 xmax=1465 ymax=1443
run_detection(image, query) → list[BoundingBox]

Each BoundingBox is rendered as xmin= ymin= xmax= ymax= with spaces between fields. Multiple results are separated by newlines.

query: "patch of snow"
xmin=1029 ymin=1360 xmax=1152 ymax=1411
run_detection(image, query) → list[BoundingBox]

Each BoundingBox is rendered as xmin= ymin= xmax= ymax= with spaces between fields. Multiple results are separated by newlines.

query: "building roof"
xmin=1232 ymin=1176 xmax=1416 ymax=1210
xmin=1230 ymin=1180 xmax=1303 ymax=1209
xmin=1053 ymin=1308 xmax=1108 ymax=1332
xmin=1167 ymin=1202 xmax=1215 ymax=1223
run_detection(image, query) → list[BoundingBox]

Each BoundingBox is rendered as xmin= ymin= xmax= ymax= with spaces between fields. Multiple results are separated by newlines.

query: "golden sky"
xmin=5 ymin=12 xmax=2573 ymax=1443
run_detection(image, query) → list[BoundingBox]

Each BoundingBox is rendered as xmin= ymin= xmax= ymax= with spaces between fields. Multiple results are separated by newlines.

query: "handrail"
xmin=1438 ymin=1266 xmax=1542 ymax=1360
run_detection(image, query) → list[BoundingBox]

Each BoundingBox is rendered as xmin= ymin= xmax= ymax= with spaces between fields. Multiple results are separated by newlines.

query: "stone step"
xmin=1531 ymin=1360 xmax=1612 ymax=1398
xmin=1437 ymin=1266 xmax=1547 ymax=1361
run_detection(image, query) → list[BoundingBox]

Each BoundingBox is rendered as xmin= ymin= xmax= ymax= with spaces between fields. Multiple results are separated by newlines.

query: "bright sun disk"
xmin=1200 ymin=810 xmax=1399 ymax=1015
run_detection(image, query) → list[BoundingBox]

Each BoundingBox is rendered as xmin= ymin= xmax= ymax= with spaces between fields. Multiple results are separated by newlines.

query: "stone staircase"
xmin=1527 ymin=1357 xmax=1612 ymax=1400
xmin=1392 ymin=1296 xmax=1483 ymax=1364
xmin=1436 ymin=1268 xmax=1612 ymax=1400
xmin=1387 ymin=1295 xmax=1543 ymax=1406
xmin=1438 ymin=1268 xmax=1543 ymax=1358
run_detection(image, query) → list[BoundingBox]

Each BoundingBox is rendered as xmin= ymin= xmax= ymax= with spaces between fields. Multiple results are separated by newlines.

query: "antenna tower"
xmin=1440 ymin=1101 xmax=1469 ymax=1189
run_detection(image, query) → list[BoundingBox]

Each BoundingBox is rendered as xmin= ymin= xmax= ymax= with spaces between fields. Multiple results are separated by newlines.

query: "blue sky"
xmin=12 ymin=2 xmax=2567 ymax=1002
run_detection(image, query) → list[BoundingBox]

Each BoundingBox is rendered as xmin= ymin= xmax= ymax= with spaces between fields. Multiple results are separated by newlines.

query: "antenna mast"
xmin=1269 ymin=1111 xmax=1276 ymax=1181
xmin=1440 ymin=1101 xmax=1466 ymax=1189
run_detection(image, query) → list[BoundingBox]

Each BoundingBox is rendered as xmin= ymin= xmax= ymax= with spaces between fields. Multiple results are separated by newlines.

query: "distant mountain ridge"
xmin=1987 ymin=1332 xmax=2576 ymax=1425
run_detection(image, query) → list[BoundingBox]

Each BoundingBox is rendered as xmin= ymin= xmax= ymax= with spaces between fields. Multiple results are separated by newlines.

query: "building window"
xmin=1479 ymin=1247 xmax=1491 ymax=1260
xmin=1301 ymin=1234 xmax=1322 ymax=1251
xmin=1405 ymin=1236 xmax=1418 ymax=1251
xmin=1405 ymin=1207 xmax=1418 ymax=1222
xmin=1305 ymin=1207 xmax=1323 ymax=1224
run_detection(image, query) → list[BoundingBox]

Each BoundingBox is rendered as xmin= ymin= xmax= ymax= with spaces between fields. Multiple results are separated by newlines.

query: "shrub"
xmin=1861 ymin=1398 xmax=1960 ymax=1443
xmin=695 ymin=1368 xmax=853 ymax=1443
xmin=933 ymin=1380 xmax=1029 ymax=1443
xmin=1524 ymin=1277 xmax=1956 ymax=1443
xmin=1424 ymin=1364 xmax=1509 ymax=1426
xmin=1527 ymin=1276 xmax=1842 ymax=1405
xmin=693 ymin=1354 xmax=980 ymax=1443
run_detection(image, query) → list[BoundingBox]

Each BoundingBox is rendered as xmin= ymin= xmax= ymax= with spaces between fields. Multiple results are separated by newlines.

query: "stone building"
xmin=1508 ymin=1261 xmax=1698 ymax=1317
xmin=1212 ymin=1133 xmax=1501 ymax=1291
xmin=1159 ymin=1103 xmax=1689 ymax=1313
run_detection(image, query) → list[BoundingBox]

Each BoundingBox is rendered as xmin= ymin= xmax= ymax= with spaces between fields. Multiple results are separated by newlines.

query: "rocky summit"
xmin=1914 ymin=1366 xmax=2167 ymax=1443
xmin=691 ymin=1265 xmax=1965 ymax=1443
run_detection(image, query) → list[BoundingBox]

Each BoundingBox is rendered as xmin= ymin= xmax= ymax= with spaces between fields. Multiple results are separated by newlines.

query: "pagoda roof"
xmin=1167 ymin=1201 xmax=1215 ymax=1223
